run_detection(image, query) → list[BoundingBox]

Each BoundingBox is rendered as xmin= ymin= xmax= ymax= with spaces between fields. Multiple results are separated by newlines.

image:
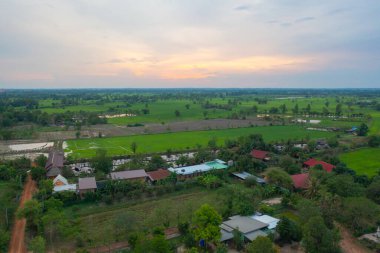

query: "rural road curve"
xmin=8 ymin=175 xmax=36 ymax=253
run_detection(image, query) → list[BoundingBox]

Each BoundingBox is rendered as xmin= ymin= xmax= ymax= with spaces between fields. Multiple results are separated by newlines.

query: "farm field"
xmin=339 ymin=148 xmax=380 ymax=177
xmin=64 ymin=188 xmax=222 ymax=248
xmin=65 ymin=125 xmax=335 ymax=158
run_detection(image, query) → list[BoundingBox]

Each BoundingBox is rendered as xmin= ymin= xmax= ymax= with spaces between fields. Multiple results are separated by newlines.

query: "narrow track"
xmin=8 ymin=175 xmax=36 ymax=253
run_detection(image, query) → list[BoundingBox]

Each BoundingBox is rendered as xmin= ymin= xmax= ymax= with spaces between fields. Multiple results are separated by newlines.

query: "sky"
xmin=0 ymin=0 xmax=380 ymax=89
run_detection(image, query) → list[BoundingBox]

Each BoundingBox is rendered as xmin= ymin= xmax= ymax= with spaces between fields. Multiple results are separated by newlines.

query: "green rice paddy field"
xmin=66 ymin=125 xmax=334 ymax=159
xmin=340 ymin=148 xmax=380 ymax=177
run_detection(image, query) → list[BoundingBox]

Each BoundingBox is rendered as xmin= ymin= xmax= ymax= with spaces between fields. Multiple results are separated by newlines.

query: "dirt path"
xmin=8 ymin=175 xmax=37 ymax=253
xmin=338 ymin=224 xmax=372 ymax=253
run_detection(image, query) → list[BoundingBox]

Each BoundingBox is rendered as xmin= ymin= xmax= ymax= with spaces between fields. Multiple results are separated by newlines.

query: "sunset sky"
xmin=0 ymin=0 xmax=379 ymax=88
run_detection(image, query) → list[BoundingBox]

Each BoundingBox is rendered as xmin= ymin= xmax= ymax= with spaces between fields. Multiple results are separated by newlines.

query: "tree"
xmin=29 ymin=236 xmax=46 ymax=253
xmin=191 ymin=204 xmax=222 ymax=244
xmin=232 ymin=229 xmax=244 ymax=250
xmin=367 ymin=178 xmax=380 ymax=204
xmin=357 ymin=123 xmax=369 ymax=136
xmin=277 ymin=217 xmax=302 ymax=243
xmin=17 ymin=199 xmax=42 ymax=229
xmin=147 ymin=155 xmax=166 ymax=171
xmin=340 ymin=197 xmax=380 ymax=234
xmin=0 ymin=228 xmax=10 ymax=253
xmin=293 ymin=104 xmax=299 ymax=114
xmin=91 ymin=149 xmax=112 ymax=174
xmin=266 ymin=168 xmax=293 ymax=189
xmin=31 ymin=167 xmax=46 ymax=182
xmin=326 ymin=174 xmax=365 ymax=197
xmin=302 ymin=216 xmax=340 ymax=253
xmin=246 ymin=236 xmax=278 ymax=253
xmin=34 ymin=154 xmax=47 ymax=167
xmin=131 ymin=141 xmax=138 ymax=154
xmin=368 ymin=135 xmax=380 ymax=147
xmin=208 ymin=137 xmax=218 ymax=151
xmin=150 ymin=234 xmax=170 ymax=253
xmin=335 ymin=103 xmax=342 ymax=116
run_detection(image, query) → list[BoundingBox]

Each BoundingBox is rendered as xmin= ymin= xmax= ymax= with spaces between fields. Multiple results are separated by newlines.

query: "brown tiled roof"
xmin=251 ymin=149 xmax=269 ymax=160
xmin=291 ymin=173 xmax=309 ymax=189
xmin=304 ymin=158 xmax=335 ymax=172
xmin=147 ymin=169 xmax=170 ymax=181
xmin=78 ymin=177 xmax=97 ymax=190
xmin=110 ymin=169 xmax=148 ymax=180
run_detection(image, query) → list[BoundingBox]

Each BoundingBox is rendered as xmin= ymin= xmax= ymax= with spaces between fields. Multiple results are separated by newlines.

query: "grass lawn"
xmin=66 ymin=125 xmax=335 ymax=159
xmin=64 ymin=188 xmax=222 ymax=247
xmin=340 ymin=148 xmax=380 ymax=177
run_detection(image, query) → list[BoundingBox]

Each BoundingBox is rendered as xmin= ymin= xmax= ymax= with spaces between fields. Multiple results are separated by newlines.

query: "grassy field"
xmin=66 ymin=125 xmax=335 ymax=158
xmin=340 ymin=148 xmax=380 ymax=177
xmin=64 ymin=188 xmax=222 ymax=247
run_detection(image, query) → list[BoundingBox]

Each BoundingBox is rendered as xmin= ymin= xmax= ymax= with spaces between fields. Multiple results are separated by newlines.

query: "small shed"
xmin=78 ymin=177 xmax=97 ymax=197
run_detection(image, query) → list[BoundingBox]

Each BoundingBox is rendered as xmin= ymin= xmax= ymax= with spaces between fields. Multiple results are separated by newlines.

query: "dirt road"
xmin=8 ymin=175 xmax=36 ymax=253
xmin=338 ymin=224 xmax=372 ymax=253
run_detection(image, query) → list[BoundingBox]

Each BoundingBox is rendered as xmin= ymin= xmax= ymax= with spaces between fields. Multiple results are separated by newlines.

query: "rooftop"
xmin=251 ymin=149 xmax=269 ymax=160
xmin=304 ymin=158 xmax=335 ymax=172
xmin=291 ymin=173 xmax=309 ymax=189
xmin=78 ymin=177 xmax=97 ymax=190
xmin=222 ymin=215 xmax=268 ymax=234
xmin=110 ymin=169 xmax=148 ymax=180
xmin=168 ymin=159 xmax=227 ymax=175
xmin=147 ymin=169 xmax=171 ymax=181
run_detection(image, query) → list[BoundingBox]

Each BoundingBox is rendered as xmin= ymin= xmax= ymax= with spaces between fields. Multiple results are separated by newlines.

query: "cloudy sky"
xmin=0 ymin=0 xmax=379 ymax=88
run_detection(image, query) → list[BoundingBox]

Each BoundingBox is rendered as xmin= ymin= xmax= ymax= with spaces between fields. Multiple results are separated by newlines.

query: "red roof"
xmin=251 ymin=149 xmax=269 ymax=160
xmin=291 ymin=173 xmax=309 ymax=189
xmin=147 ymin=169 xmax=170 ymax=181
xmin=303 ymin=158 xmax=335 ymax=173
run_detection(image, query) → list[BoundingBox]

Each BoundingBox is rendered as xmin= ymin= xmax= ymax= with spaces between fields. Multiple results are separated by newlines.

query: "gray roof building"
xmin=110 ymin=169 xmax=148 ymax=180
xmin=45 ymin=150 xmax=64 ymax=178
xmin=78 ymin=177 xmax=97 ymax=190
xmin=220 ymin=215 xmax=276 ymax=242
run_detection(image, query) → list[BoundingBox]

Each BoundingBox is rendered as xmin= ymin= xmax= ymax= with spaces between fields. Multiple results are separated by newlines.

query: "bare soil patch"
xmin=8 ymin=175 xmax=37 ymax=253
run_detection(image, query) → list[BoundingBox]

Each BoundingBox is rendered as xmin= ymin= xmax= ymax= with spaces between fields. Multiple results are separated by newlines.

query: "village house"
xmin=78 ymin=177 xmax=97 ymax=197
xmin=251 ymin=149 xmax=270 ymax=161
xmin=110 ymin=169 xmax=148 ymax=182
xmin=220 ymin=214 xmax=279 ymax=243
xmin=52 ymin=174 xmax=77 ymax=193
xmin=303 ymin=158 xmax=335 ymax=173
xmin=232 ymin=171 xmax=266 ymax=185
xmin=147 ymin=169 xmax=171 ymax=184
xmin=291 ymin=173 xmax=310 ymax=189
xmin=168 ymin=159 xmax=228 ymax=179
xmin=45 ymin=150 xmax=65 ymax=179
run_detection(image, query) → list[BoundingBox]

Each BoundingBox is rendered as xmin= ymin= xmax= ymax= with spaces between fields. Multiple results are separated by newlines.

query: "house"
xmin=316 ymin=139 xmax=330 ymax=150
xmin=110 ymin=169 xmax=148 ymax=182
xmin=147 ymin=169 xmax=171 ymax=184
xmin=220 ymin=214 xmax=279 ymax=243
xmin=52 ymin=174 xmax=77 ymax=193
xmin=251 ymin=149 xmax=270 ymax=161
xmin=78 ymin=177 xmax=97 ymax=197
xmin=251 ymin=214 xmax=280 ymax=230
xmin=291 ymin=173 xmax=309 ymax=189
xmin=45 ymin=150 xmax=65 ymax=179
xmin=232 ymin=171 xmax=266 ymax=185
xmin=168 ymin=159 xmax=228 ymax=179
xmin=303 ymin=158 xmax=335 ymax=173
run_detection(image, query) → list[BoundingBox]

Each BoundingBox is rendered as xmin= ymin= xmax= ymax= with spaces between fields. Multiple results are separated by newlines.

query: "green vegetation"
xmin=66 ymin=125 xmax=335 ymax=158
xmin=340 ymin=148 xmax=380 ymax=176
